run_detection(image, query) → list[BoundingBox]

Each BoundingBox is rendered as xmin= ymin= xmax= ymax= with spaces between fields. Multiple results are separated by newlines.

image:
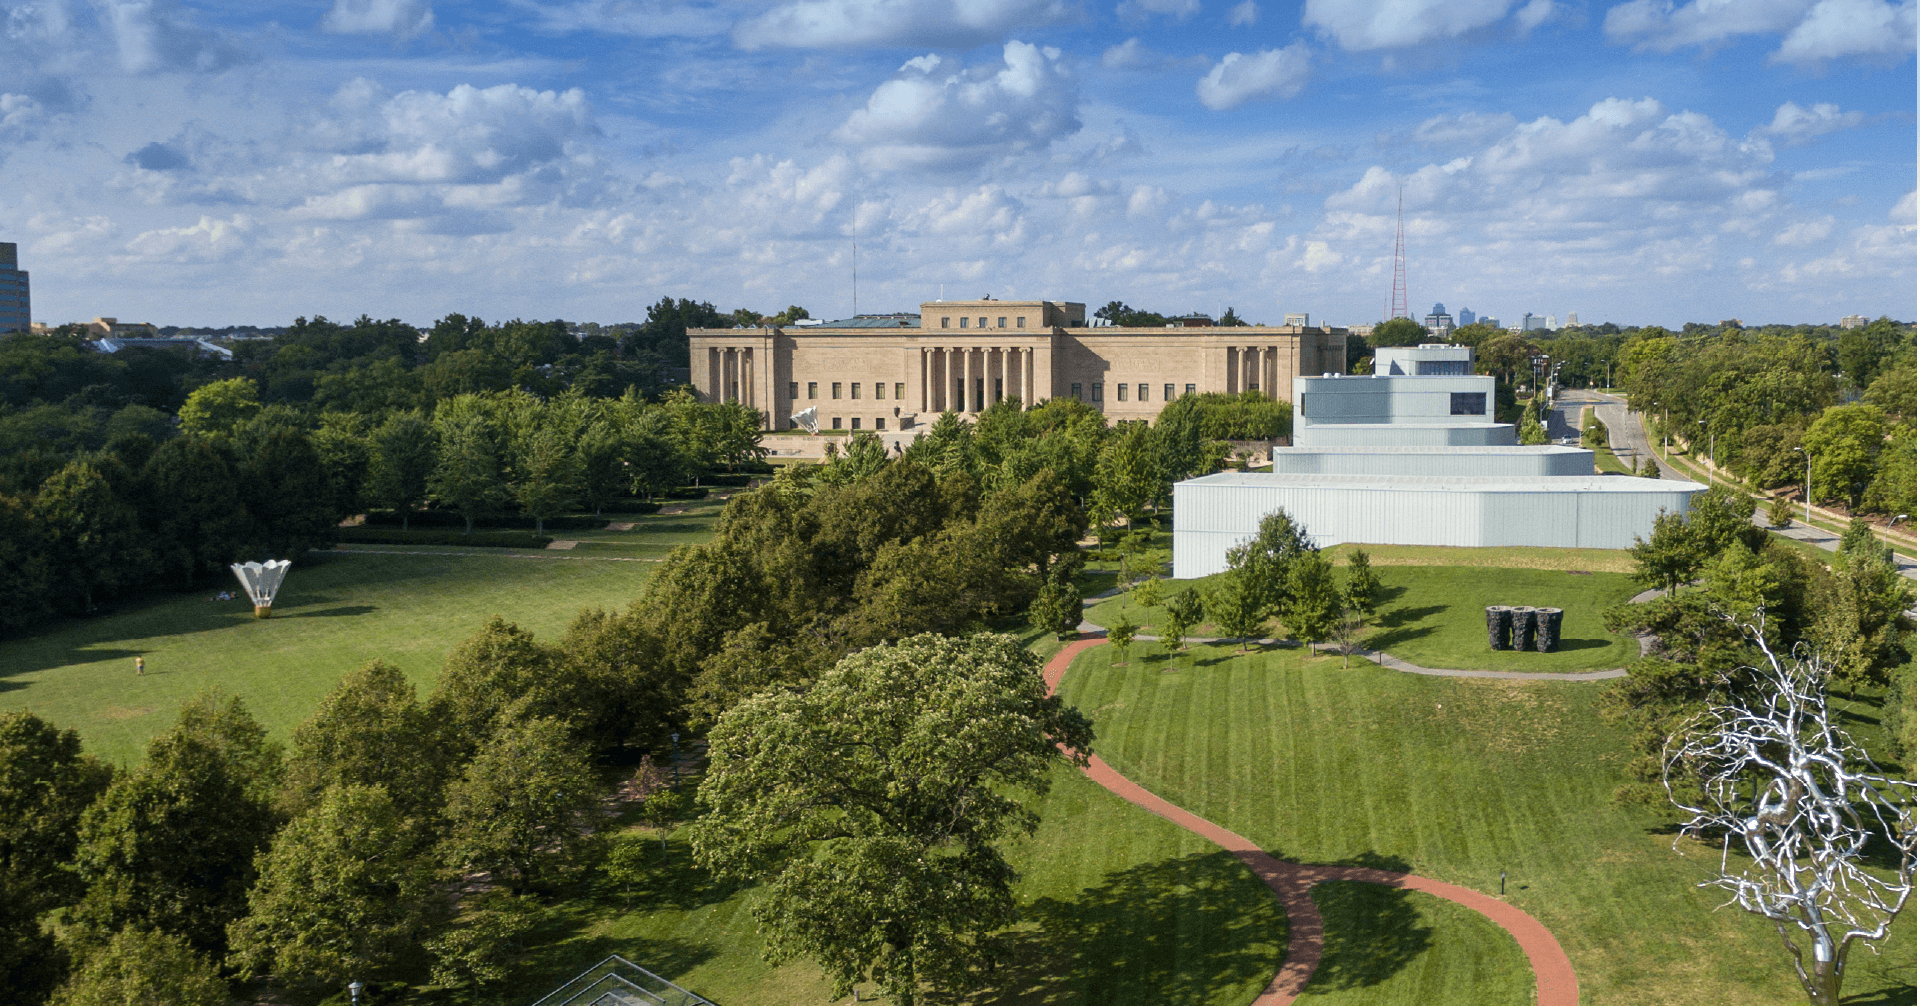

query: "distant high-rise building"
xmin=1564 ymin=312 xmax=1578 ymax=328
xmin=0 ymin=243 xmax=28 ymax=334
xmin=1521 ymin=312 xmax=1548 ymax=332
xmin=1422 ymin=302 xmax=1455 ymax=337
xmin=1546 ymin=315 xmax=1558 ymax=330
xmin=1283 ymin=312 xmax=1310 ymax=327
xmin=1840 ymin=314 xmax=1868 ymax=329
xmin=1479 ymin=316 xmax=1500 ymax=330
xmin=1457 ymin=307 xmax=1476 ymax=326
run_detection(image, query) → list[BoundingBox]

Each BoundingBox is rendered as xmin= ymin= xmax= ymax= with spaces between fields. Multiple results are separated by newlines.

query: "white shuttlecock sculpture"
xmin=230 ymin=560 xmax=293 ymax=618
xmin=790 ymin=405 xmax=819 ymax=434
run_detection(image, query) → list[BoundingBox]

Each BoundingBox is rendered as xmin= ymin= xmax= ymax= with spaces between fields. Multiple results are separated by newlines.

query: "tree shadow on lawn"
xmin=1375 ymin=605 xmax=1447 ymax=630
xmin=1303 ymin=857 xmax=1433 ymax=995
xmin=286 ymin=605 xmax=379 ymax=618
xmin=946 ymin=850 xmax=1286 ymax=1006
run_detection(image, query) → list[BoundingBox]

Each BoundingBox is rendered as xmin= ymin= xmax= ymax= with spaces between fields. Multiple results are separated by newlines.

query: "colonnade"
xmin=1227 ymin=345 xmax=1284 ymax=396
xmin=918 ymin=346 xmax=1037 ymax=414
xmin=709 ymin=346 xmax=756 ymax=407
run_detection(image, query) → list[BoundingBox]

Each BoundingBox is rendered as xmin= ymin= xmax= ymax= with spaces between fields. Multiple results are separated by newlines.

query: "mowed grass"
xmin=501 ymin=764 xmax=1287 ymax=1006
xmin=1056 ymin=641 xmax=1918 ymax=1006
xmin=0 ymin=499 xmax=728 ymax=765
xmin=1085 ymin=565 xmax=1643 ymax=672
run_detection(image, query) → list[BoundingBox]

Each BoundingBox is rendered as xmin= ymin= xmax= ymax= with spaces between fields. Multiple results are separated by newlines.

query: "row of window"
xmin=1069 ymin=382 xmax=1198 ymax=403
xmin=939 ymin=315 xmax=1025 ymax=329
xmin=784 ymin=379 xmax=1206 ymax=405
xmin=792 ymin=381 xmax=908 ymax=401
xmin=790 ymin=417 xmax=892 ymax=431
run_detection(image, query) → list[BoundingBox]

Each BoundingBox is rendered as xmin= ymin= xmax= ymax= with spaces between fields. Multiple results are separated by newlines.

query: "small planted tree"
xmin=1335 ymin=549 xmax=1384 ymax=669
xmin=1132 ymin=576 xmax=1163 ymax=610
xmin=1162 ymin=587 xmax=1202 ymax=652
xmin=1639 ymin=457 xmax=1662 ymax=479
xmin=1280 ymin=550 xmax=1341 ymax=647
xmin=1108 ymin=614 xmax=1137 ymax=665
xmin=1033 ymin=579 xmax=1082 ymax=641
xmin=1664 ymin=629 xmax=1916 ymax=1006
xmin=1206 ymin=569 xmax=1268 ymax=653
xmin=1766 ymin=493 xmax=1796 ymax=528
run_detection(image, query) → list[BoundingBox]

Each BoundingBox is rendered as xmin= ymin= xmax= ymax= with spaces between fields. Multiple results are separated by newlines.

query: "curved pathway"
xmin=1043 ymin=636 xmax=1581 ymax=1006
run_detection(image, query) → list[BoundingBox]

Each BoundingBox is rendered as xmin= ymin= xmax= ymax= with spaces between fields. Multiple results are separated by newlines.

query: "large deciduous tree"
xmin=282 ymin=660 xmax=449 ymax=824
xmin=365 ymin=410 xmax=438 ymax=529
xmin=690 ymin=633 xmax=1093 ymax=1004
xmin=229 ymin=783 xmax=443 ymax=985
xmin=439 ymin=714 xmax=602 ymax=894
xmin=429 ymin=404 xmax=510 ymax=533
xmin=71 ymin=693 xmax=282 ymax=957
xmin=49 ymin=929 xmax=226 ymax=1006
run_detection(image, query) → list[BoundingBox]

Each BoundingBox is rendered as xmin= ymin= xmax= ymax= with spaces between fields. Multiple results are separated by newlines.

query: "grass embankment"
xmin=1582 ymin=408 xmax=1635 ymax=476
xmin=1056 ymin=642 xmax=1917 ymax=1006
xmin=0 ymin=499 xmax=727 ymax=765
xmin=1086 ymin=562 xmax=1643 ymax=673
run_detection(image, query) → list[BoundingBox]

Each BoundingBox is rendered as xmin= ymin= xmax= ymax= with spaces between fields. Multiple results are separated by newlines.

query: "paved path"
xmin=1043 ymin=637 xmax=1581 ymax=1006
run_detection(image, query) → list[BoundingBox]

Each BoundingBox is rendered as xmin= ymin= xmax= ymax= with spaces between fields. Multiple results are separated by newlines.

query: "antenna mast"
xmin=851 ymin=214 xmax=858 ymax=317
xmin=1385 ymin=184 xmax=1408 ymax=320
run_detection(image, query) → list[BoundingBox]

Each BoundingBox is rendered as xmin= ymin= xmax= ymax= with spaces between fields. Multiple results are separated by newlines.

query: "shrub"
xmin=336 ymin=529 xmax=553 ymax=549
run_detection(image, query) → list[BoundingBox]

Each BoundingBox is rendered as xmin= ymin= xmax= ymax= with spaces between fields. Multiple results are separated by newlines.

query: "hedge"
xmin=365 ymin=506 xmax=658 ymax=529
xmin=336 ymin=529 xmax=554 ymax=549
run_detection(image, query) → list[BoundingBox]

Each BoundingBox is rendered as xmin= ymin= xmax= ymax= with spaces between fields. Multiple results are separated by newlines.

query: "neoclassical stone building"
xmin=687 ymin=299 xmax=1348 ymax=432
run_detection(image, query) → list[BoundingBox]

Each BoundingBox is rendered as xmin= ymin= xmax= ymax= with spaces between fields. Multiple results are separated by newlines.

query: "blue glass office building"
xmin=0 ymin=243 xmax=28 ymax=334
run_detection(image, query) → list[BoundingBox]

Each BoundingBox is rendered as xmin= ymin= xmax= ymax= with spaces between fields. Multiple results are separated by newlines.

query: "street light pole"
xmin=1794 ymin=447 xmax=1811 ymax=523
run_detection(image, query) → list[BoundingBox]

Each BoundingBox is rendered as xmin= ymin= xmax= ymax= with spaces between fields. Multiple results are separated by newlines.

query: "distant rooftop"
xmin=815 ymin=313 xmax=921 ymax=329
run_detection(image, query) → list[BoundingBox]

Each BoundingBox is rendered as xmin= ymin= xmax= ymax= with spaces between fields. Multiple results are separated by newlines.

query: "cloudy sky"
xmin=1 ymin=0 xmax=1913 ymax=328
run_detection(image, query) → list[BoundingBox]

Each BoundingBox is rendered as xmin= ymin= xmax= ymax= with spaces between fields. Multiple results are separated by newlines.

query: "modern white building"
xmin=1169 ymin=352 xmax=1706 ymax=571
xmin=1173 ymin=473 xmax=1707 ymax=576
xmin=1293 ymin=373 xmax=1514 ymax=447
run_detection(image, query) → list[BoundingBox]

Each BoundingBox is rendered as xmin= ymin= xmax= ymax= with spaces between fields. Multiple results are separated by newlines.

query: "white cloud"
xmin=1303 ymin=0 xmax=1527 ymax=50
xmin=1760 ymin=101 xmax=1865 ymax=145
xmin=313 ymin=80 xmax=596 ymax=187
xmin=512 ymin=0 xmax=731 ymax=37
xmin=1117 ymin=0 xmax=1198 ymax=21
xmin=1100 ymin=36 xmax=1208 ymax=69
xmin=323 ymin=0 xmax=436 ymax=38
xmin=1413 ymin=110 xmax=1519 ymax=148
xmin=1195 ymin=44 xmax=1310 ymax=110
xmin=1772 ymin=215 xmax=1834 ymax=244
xmin=99 ymin=0 xmax=245 ymax=74
xmin=1227 ymin=0 xmax=1259 ymax=24
xmin=1513 ymin=0 xmax=1553 ymax=30
xmin=1773 ymin=0 xmax=1917 ymax=61
xmin=1603 ymin=0 xmax=1915 ymax=62
xmin=124 ymin=214 xmax=254 ymax=261
xmin=834 ymin=41 xmax=1080 ymax=170
xmin=732 ymin=0 xmax=1074 ymax=49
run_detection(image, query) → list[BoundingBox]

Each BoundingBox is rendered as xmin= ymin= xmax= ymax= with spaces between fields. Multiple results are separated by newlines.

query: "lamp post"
xmin=1794 ymin=446 xmax=1811 ymax=524
xmin=1698 ymin=419 xmax=1713 ymax=486
xmin=670 ymin=732 xmax=681 ymax=790
xmin=348 ymin=981 xmax=363 ymax=1006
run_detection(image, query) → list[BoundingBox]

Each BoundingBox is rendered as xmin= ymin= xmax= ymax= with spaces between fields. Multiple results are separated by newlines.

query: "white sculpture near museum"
xmin=230 ymin=560 xmax=292 ymax=618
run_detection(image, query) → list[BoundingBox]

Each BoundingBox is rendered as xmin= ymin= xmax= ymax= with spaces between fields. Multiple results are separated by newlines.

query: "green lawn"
xmin=1055 ymin=641 xmax=1917 ymax=1006
xmin=0 ymin=500 xmax=728 ymax=765
xmin=497 ymin=762 xmax=1288 ymax=1006
xmin=1086 ymin=565 xmax=1644 ymax=672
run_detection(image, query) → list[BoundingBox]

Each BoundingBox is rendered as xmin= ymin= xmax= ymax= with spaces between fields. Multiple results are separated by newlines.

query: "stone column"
xmin=962 ymin=345 xmax=973 ymax=413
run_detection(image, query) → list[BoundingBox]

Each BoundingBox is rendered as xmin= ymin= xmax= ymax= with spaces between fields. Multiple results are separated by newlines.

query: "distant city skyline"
xmin=0 ymin=0 xmax=1910 ymax=329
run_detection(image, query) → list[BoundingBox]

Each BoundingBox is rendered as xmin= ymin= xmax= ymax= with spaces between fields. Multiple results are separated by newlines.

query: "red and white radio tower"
xmin=1383 ymin=184 xmax=1408 ymax=320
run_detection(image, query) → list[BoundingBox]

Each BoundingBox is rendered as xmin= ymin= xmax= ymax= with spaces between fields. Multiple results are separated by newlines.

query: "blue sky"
xmin=1 ymin=0 xmax=1912 ymax=328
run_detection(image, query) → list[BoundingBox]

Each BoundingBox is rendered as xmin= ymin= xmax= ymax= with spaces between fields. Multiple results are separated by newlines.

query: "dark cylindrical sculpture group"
xmin=1534 ymin=608 xmax=1563 ymax=653
xmin=1485 ymin=605 xmax=1561 ymax=652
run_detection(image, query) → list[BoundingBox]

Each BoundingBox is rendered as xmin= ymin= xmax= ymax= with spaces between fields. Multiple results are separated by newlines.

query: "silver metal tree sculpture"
xmin=1663 ymin=627 xmax=1916 ymax=1006
xmin=230 ymin=559 xmax=293 ymax=618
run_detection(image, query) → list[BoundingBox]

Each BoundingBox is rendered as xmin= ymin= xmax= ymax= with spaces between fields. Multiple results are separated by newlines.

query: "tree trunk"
xmin=536 ymin=517 xmax=545 ymax=535
xmin=402 ymin=510 xmax=409 ymax=531
xmin=464 ymin=514 xmax=474 ymax=534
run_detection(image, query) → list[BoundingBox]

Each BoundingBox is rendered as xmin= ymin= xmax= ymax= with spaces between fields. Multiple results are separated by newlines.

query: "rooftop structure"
xmin=0 ymin=243 xmax=28 ymax=335
xmin=1374 ymin=342 xmax=1473 ymax=376
xmin=1293 ymin=373 xmax=1509 ymax=447
xmin=1840 ymin=314 xmax=1868 ymax=329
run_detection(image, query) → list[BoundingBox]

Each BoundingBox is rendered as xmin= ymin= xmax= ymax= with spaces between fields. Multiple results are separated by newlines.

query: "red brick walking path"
xmin=1042 ymin=636 xmax=1581 ymax=1006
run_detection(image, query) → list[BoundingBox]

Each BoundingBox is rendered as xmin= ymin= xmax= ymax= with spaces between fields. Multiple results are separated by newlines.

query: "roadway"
xmin=1557 ymin=389 xmax=1915 ymax=581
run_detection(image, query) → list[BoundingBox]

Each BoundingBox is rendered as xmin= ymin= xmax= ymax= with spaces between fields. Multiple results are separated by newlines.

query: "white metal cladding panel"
xmin=1268 ymin=448 xmax=1595 ymax=478
xmin=1174 ymin=479 xmax=1709 ymax=574
xmin=1293 ymin=424 xmax=1516 ymax=447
